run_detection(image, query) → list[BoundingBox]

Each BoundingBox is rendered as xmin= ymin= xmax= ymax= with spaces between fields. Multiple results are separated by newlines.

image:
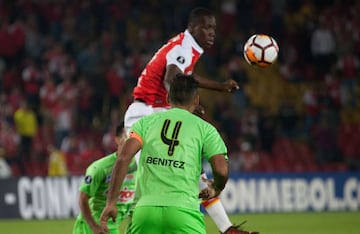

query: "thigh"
xmin=163 ymin=207 xmax=206 ymax=234
xmin=130 ymin=206 xmax=162 ymax=234
xmin=130 ymin=206 xmax=205 ymax=234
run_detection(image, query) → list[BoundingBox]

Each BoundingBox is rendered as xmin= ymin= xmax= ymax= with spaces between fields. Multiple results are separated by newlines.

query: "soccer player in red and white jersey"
xmin=124 ymin=7 xmax=257 ymax=234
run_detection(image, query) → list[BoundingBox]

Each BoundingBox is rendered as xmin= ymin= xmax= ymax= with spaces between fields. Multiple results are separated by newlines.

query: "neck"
xmin=171 ymin=104 xmax=194 ymax=113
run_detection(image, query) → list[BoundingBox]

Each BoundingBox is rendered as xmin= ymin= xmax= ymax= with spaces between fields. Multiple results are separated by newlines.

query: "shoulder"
xmin=86 ymin=153 xmax=116 ymax=173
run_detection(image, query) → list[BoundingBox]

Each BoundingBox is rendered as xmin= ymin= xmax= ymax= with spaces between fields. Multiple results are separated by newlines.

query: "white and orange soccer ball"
xmin=243 ymin=34 xmax=279 ymax=67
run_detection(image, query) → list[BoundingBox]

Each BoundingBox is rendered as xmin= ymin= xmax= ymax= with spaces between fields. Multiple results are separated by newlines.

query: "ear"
xmin=194 ymin=94 xmax=200 ymax=106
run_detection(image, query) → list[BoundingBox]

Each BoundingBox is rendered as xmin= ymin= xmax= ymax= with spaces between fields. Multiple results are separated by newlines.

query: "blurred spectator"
xmin=0 ymin=120 xmax=20 ymax=175
xmin=21 ymin=57 xmax=42 ymax=108
xmin=239 ymin=141 xmax=259 ymax=172
xmin=13 ymin=100 xmax=38 ymax=175
xmin=48 ymin=144 xmax=67 ymax=176
xmin=240 ymin=107 xmax=259 ymax=149
xmin=0 ymin=17 xmax=24 ymax=61
xmin=277 ymin=99 xmax=299 ymax=139
xmin=105 ymin=52 xmax=127 ymax=110
xmin=310 ymin=15 xmax=337 ymax=79
xmin=60 ymin=131 xmax=86 ymax=174
xmin=302 ymin=85 xmax=320 ymax=135
xmin=219 ymin=0 xmax=237 ymax=35
xmin=324 ymin=67 xmax=342 ymax=111
xmin=53 ymin=97 xmax=74 ymax=148
xmin=76 ymin=76 xmax=94 ymax=129
xmin=258 ymin=107 xmax=276 ymax=153
xmin=311 ymin=116 xmax=340 ymax=163
xmin=7 ymin=87 xmax=23 ymax=115
xmin=102 ymin=109 xmax=122 ymax=155
xmin=24 ymin=14 xmax=44 ymax=60
xmin=227 ymin=55 xmax=249 ymax=111
xmin=39 ymin=74 xmax=58 ymax=118
xmin=76 ymin=41 xmax=101 ymax=77
xmin=0 ymin=147 xmax=12 ymax=178
xmin=336 ymin=48 xmax=359 ymax=108
xmin=1 ymin=63 xmax=22 ymax=94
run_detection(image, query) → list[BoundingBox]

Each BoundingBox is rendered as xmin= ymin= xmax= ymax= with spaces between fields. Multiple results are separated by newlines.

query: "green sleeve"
xmin=131 ymin=117 xmax=145 ymax=139
xmin=202 ymin=124 xmax=228 ymax=161
xmin=79 ymin=164 xmax=104 ymax=197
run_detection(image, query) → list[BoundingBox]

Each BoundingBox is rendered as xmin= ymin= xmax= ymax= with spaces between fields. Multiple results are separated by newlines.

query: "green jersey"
xmin=77 ymin=153 xmax=137 ymax=229
xmin=131 ymin=108 xmax=227 ymax=211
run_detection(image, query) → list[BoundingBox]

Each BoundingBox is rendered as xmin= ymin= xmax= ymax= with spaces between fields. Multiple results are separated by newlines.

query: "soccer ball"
xmin=243 ymin=34 xmax=279 ymax=67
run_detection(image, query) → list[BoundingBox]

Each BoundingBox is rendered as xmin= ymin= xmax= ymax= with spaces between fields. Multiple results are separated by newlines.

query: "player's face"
xmin=192 ymin=15 xmax=216 ymax=49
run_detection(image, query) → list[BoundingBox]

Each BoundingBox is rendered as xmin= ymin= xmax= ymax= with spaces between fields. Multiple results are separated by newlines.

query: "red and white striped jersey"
xmin=132 ymin=30 xmax=203 ymax=107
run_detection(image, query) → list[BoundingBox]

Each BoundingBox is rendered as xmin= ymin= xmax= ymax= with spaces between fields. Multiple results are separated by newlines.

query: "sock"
xmin=202 ymin=197 xmax=232 ymax=232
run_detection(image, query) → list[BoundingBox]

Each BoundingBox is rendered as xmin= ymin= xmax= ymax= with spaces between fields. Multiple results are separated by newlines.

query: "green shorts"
xmin=73 ymin=218 xmax=119 ymax=234
xmin=127 ymin=206 xmax=205 ymax=234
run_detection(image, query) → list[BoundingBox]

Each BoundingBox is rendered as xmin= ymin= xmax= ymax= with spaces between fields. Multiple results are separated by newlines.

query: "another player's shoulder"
xmin=86 ymin=152 xmax=116 ymax=172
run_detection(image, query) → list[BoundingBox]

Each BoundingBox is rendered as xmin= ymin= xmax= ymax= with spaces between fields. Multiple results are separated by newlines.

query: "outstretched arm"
xmin=164 ymin=64 xmax=239 ymax=93
xmin=193 ymin=73 xmax=239 ymax=93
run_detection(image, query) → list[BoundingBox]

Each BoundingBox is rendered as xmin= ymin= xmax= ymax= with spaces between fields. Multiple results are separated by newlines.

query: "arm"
xmin=199 ymin=154 xmax=228 ymax=199
xmin=210 ymin=154 xmax=228 ymax=192
xmin=193 ymin=73 xmax=239 ymax=93
xmin=164 ymin=64 xmax=239 ymax=93
xmin=79 ymin=192 xmax=104 ymax=234
xmin=100 ymin=138 xmax=141 ymax=230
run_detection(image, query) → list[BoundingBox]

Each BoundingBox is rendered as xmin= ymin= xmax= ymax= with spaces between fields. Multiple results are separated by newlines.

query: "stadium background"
xmin=0 ymin=0 xmax=359 ymax=233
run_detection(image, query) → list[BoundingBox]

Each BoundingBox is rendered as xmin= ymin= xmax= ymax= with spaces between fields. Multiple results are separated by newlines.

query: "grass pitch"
xmin=0 ymin=211 xmax=358 ymax=234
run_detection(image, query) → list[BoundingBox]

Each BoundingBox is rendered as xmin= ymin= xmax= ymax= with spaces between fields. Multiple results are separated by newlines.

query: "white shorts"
xmin=124 ymin=101 xmax=169 ymax=135
xmin=124 ymin=101 xmax=169 ymax=164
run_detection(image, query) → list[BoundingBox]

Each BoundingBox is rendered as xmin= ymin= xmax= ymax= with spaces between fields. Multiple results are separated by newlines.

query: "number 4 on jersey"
xmin=161 ymin=119 xmax=182 ymax=156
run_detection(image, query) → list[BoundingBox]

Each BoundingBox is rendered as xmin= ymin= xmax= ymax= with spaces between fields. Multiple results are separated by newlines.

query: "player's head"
xmin=115 ymin=121 xmax=126 ymax=147
xmin=187 ymin=7 xmax=216 ymax=49
xmin=168 ymin=74 xmax=199 ymax=111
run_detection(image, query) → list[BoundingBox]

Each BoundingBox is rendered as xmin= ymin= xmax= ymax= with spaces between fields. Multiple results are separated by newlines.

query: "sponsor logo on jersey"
xmin=176 ymin=56 xmax=185 ymax=64
xmin=118 ymin=187 xmax=135 ymax=203
xmin=105 ymin=175 xmax=111 ymax=183
xmin=124 ymin=174 xmax=134 ymax=181
xmin=84 ymin=175 xmax=92 ymax=184
xmin=146 ymin=156 xmax=185 ymax=169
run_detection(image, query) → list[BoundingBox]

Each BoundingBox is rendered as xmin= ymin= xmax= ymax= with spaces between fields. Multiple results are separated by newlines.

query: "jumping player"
xmin=123 ymin=7 xmax=256 ymax=234
xmin=73 ymin=124 xmax=137 ymax=234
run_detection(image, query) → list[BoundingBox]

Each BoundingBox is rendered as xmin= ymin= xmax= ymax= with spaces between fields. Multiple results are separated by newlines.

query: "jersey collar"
xmin=184 ymin=30 xmax=204 ymax=54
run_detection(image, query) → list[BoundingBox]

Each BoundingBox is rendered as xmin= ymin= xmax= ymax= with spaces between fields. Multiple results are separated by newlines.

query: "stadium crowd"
xmin=0 ymin=0 xmax=359 ymax=178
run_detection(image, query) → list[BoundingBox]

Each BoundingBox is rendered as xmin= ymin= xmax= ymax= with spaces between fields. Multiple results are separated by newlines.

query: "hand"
xmin=91 ymin=224 xmax=108 ymax=234
xmin=198 ymin=178 xmax=221 ymax=200
xmin=99 ymin=203 xmax=118 ymax=233
xmin=222 ymin=80 xmax=239 ymax=93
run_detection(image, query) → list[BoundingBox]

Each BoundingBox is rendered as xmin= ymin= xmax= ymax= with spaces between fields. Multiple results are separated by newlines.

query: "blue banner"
xmin=219 ymin=172 xmax=360 ymax=213
xmin=0 ymin=172 xmax=359 ymax=219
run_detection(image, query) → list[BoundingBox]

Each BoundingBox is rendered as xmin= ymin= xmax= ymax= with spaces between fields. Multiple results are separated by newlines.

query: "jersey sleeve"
xmin=79 ymin=163 xmax=104 ymax=197
xmin=166 ymin=45 xmax=192 ymax=72
xmin=202 ymin=124 xmax=228 ymax=161
xmin=130 ymin=116 xmax=146 ymax=140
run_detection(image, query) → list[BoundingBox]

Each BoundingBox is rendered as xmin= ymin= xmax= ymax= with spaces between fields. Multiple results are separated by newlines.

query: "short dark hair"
xmin=115 ymin=121 xmax=124 ymax=137
xmin=169 ymin=74 xmax=199 ymax=105
xmin=188 ymin=7 xmax=213 ymax=27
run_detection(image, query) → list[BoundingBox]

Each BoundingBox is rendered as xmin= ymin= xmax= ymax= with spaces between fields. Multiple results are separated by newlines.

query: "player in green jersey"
xmin=100 ymin=74 xmax=229 ymax=234
xmin=73 ymin=124 xmax=137 ymax=234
